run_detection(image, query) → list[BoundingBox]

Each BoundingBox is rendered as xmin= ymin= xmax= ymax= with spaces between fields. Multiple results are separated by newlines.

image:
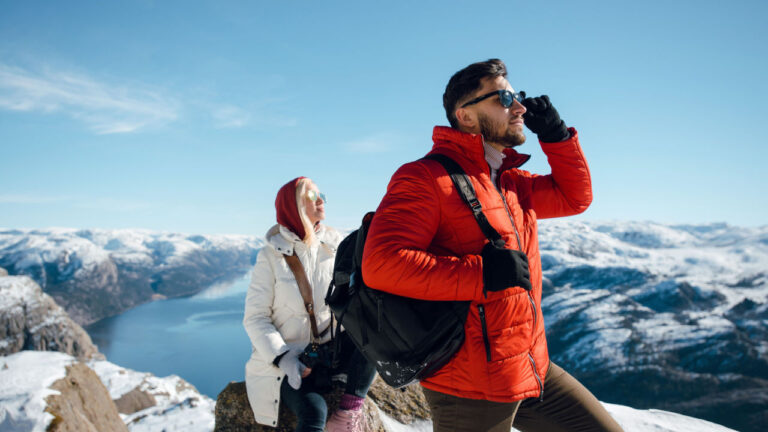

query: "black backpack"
xmin=325 ymin=154 xmax=506 ymax=388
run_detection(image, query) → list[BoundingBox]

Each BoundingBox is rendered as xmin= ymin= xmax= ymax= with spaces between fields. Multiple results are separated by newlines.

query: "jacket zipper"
xmin=493 ymin=179 xmax=522 ymax=251
xmin=527 ymin=294 xmax=537 ymax=332
xmin=494 ymin=184 xmax=537 ymax=328
xmin=497 ymin=178 xmax=544 ymax=399
xmin=477 ymin=305 xmax=492 ymax=362
xmin=528 ymin=353 xmax=545 ymax=401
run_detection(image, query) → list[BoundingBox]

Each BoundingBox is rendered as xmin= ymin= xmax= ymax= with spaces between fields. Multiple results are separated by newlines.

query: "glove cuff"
xmin=273 ymin=351 xmax=288 ymax=367
xmin=538 ymin=120 xmax=570 ymax=143
xmin=539 ymin=120 xmax=571 ymax=143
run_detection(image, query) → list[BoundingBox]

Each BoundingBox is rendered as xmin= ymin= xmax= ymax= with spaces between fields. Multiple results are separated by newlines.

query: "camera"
xmin=299 ymin=342 xmax=334 ymax=369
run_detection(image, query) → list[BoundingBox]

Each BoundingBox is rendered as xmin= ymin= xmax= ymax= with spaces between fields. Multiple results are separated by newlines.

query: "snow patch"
xmin=376 ymin=401 xmax=737 ymax=432
xmin=88 ymin=358 xmax=215 ymax=432
xmin=603 ymin=403 xmax=738 ymax=432
xmin=0 ymin=351 xmax=74 ymax=432
xmin=0 ymin=351 xmax=214 ymax=432
xmin=0 ymin=276 xmax=44 ymax=310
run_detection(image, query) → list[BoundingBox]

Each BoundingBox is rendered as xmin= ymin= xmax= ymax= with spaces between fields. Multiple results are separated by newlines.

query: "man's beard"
xmin=478 ymin=113 xmax=526 ymax=148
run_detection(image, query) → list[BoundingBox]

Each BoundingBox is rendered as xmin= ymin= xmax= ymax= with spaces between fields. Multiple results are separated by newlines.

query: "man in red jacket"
xmin=362 ymin=59 xmax=623 ymax=432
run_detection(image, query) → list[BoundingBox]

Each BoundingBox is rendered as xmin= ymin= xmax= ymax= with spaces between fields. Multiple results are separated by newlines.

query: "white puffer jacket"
xmin=243 ymin=223 xmax=342 ymax=427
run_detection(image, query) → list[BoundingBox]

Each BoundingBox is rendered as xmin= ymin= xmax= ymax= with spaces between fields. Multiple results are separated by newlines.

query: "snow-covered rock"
xmin=0 ymin=351 xmax=215 ymax=432
xmin=0 ymin=275 xmax=101 ymax=359
xmin=0 ymin=229 xmax=262 ymax=324
xmin=0 ymin=351 xmax=126 ymax=432
xmin=1 ymin=351 xmax=73 ymax=432
xmin=90 ymin=356 xmax=215 ymax=432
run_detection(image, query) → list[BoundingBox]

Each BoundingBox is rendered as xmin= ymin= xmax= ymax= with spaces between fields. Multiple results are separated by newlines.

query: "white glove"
xmin=277 ymin=352 xmax=306 ymax=390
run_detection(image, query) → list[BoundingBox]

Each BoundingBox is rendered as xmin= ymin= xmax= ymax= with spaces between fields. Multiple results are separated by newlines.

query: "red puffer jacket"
xmin=362 ymin=126 xmax=592 ymax=402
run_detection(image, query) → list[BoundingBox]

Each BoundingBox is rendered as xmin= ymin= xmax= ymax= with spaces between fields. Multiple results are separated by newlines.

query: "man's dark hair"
xmin=443 ymin=59 xmax=508 ymax=129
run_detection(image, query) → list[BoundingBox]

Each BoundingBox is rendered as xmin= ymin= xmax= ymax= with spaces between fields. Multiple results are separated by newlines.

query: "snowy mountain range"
xmin=537 ymin=220 xmax=768 ymax=432
xmin=0 ymin=229 xmax=262 ymax=324
xmin=0 ymin=221 xmax=765 ymax=431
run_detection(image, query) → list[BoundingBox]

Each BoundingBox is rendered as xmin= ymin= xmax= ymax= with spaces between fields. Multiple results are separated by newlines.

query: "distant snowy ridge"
xmin=539 ymin=221 xmax=768 ymax=308
xmin=0 ymin=228 xmax=262 ymax=324
xmin=537 ymin=220 xmax=768 ymax=432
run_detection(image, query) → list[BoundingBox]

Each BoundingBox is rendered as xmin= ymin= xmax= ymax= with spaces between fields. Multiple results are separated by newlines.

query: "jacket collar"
xmin=265 ymin=224 xmax=326 ymax=256
xmin=431 ymin=126 xmax=530 ymax=170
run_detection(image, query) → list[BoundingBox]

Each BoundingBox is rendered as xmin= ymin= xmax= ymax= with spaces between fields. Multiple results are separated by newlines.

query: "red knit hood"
xmin=275 ymin=177 xmax=305 ymax=240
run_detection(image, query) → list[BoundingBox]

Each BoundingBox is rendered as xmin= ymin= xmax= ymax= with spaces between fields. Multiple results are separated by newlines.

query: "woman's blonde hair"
xmin=295 ymin=178 xmax=318 ymax=245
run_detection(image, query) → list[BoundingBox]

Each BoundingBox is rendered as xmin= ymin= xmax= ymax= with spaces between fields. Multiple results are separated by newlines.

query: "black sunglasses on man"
xmin=461 ymin=89 xmax=526 ymax=108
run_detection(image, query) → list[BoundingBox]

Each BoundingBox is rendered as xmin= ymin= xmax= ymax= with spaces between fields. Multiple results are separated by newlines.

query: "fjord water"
xmin=86 ymin=275 xmax=253 ymax=398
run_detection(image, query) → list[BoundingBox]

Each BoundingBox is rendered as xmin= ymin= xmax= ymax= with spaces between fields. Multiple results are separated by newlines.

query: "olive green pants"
xmin=423 ymin=362 xmax=624 ymax=432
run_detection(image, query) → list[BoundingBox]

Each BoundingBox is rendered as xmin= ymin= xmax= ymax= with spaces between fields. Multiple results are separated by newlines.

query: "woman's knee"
xmin=282 ymin=385 xmax=328 ymax=431
xmin=295 ymin=392 xmax=328 ymax=427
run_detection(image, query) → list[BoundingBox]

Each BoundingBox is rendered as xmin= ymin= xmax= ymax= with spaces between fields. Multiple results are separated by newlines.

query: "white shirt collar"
xmin=483 ymin=141 xmax=506 ymax=172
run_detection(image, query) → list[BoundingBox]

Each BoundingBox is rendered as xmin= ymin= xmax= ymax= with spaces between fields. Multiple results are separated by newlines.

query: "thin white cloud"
xmin=342 ymin=133 xmax=397 ymax=153
xmin=0 ymin=63 xmax=179 ymax=134
xmin=212 ymin=105 xmax=251 ymax=129
xmin=209 ymin=100 xmax=297 ymax=129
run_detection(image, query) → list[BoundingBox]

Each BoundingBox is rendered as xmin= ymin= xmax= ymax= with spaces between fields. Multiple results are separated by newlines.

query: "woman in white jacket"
xmin=244 ymin=177 xmax=376 ymax=432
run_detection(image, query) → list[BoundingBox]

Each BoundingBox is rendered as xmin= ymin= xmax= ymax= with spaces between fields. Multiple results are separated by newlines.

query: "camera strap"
xmin=283 ymin=252 xmax=323 ymax=341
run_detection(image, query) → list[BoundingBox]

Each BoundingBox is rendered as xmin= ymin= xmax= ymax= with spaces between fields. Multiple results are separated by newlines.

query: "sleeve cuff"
xmin=272 ymin=350 xmax=288 ymax=366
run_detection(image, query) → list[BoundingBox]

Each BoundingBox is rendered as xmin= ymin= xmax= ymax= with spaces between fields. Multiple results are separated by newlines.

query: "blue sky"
xmin=1 ymin=0 xmax=766 ymax=235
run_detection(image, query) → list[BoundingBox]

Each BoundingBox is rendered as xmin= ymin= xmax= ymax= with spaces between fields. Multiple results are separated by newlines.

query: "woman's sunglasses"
xmin=307 ymin=190 xmax=327 ymax=203
xmin=461 ymin=89 xmax=526 ymax=108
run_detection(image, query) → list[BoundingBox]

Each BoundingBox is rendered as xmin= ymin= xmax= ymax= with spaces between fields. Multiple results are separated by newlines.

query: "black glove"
xmin=521 ymin=95 xmax=570 ymax=143
xmin=481 ymin=243 xmax=532 ymax=294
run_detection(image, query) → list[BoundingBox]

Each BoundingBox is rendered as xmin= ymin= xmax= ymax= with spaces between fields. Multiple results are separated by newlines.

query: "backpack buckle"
xmin=469 ymin=198 xmax=482 ymax=213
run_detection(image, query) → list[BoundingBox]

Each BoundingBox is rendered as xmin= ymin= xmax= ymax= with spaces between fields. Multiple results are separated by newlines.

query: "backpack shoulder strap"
xmin=422 ymin=153 xmax=506 ymax=248
xmin=353 ymin=211 xmax=375 ymax=270
xmin=283 ymin=253 xmax=321 ymax=340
